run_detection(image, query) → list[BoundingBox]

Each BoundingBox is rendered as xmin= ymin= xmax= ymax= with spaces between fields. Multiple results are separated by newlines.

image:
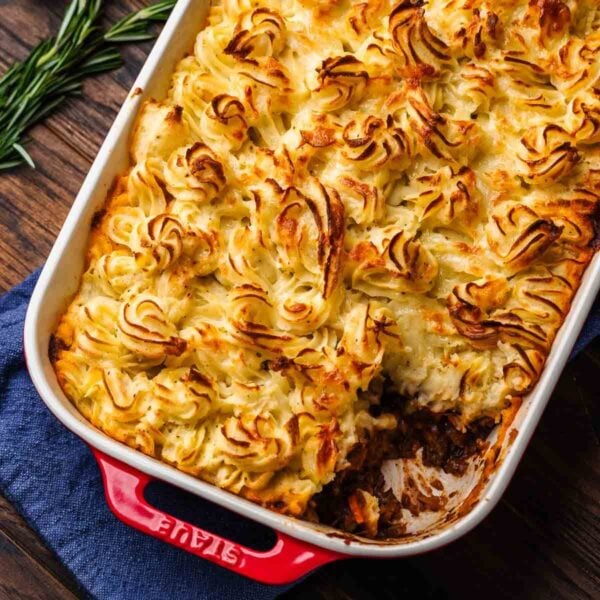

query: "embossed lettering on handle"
xmin=93 ymin=449 xmax=343 ymax=584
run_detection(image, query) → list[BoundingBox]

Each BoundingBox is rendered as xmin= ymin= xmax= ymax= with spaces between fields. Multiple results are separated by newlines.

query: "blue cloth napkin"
xmin=0 ymin=271 xmax=289 ymax=600
xmin=0 ymin=271 xmax=598 ymax=600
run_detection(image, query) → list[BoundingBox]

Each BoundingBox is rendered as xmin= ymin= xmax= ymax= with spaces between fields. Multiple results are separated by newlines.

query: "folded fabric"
xmin=0 ymin=271 xmax=598 ymax=599
xmin=572 ymin=303 xmax=600 ymax=356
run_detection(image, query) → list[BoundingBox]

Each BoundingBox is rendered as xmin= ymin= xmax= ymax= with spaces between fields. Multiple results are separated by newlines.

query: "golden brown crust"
xmin=52 ymin=0 xmax=600 ymax=524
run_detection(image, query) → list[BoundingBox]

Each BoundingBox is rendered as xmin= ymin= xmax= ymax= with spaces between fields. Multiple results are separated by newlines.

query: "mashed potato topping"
xmin=53 ymin=0 xmax=599 ymax=517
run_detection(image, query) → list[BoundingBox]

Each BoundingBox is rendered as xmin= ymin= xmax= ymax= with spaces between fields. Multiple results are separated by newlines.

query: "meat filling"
xmin=310 ymin=389 xmax=496 ymax=538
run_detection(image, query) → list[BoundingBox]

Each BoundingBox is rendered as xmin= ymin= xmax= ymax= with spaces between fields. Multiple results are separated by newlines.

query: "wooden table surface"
xmin=0 ymin=2 xmax=598 ymax=599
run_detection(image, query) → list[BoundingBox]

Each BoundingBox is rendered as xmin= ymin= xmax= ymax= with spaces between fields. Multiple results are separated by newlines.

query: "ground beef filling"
xmin=310 ymin=391 xmax=495 ymax=538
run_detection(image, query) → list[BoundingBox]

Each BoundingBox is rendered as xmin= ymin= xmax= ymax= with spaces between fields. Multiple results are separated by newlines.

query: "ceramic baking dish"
xmin=23 ymin=0 xmax=600 ymax=585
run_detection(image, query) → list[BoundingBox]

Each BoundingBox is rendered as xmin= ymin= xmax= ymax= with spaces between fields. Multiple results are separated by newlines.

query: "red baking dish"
xmin=23 ymin=0 xmax=600 ymax=584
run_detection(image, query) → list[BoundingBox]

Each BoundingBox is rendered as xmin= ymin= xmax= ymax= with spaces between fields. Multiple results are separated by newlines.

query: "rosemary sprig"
xmin=0 ymin=0 xmax=176 ymax=171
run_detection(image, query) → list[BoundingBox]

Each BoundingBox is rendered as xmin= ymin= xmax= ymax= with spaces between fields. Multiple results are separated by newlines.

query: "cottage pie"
xmin=52 ymin=0 xmax=600 ymax=536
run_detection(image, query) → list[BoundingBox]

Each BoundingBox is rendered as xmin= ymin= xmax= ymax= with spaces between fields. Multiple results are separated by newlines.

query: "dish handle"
xmin=92 ymin=449 xmax=343 ymax=584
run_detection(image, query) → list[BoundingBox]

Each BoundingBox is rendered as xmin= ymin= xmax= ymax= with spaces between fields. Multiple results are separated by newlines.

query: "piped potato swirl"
xmin=53 ymin=0 xmax=600 ymax=520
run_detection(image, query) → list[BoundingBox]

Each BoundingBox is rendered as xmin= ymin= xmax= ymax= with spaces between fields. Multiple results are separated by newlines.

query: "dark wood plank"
xmin=0 ymin=495 xmax=81 ymax=600
xmin=0 ymin=125 xmax=91 ymax=291
xmin=0 ymin=1 xmax=598 ymax=599
xmin=0 ymin=531 xmax=76 ymax=600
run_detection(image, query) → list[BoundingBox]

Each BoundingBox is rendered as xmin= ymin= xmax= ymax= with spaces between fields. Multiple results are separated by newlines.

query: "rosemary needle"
xmin=106 ymin=1 xmax=178 ymax=42
xmin=0 ymin=0 xmax=177 ymax=171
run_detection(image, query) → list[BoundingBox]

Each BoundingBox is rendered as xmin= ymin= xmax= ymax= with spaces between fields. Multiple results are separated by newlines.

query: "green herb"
xmin=0 ymin=0 xmax=176 ymax=171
